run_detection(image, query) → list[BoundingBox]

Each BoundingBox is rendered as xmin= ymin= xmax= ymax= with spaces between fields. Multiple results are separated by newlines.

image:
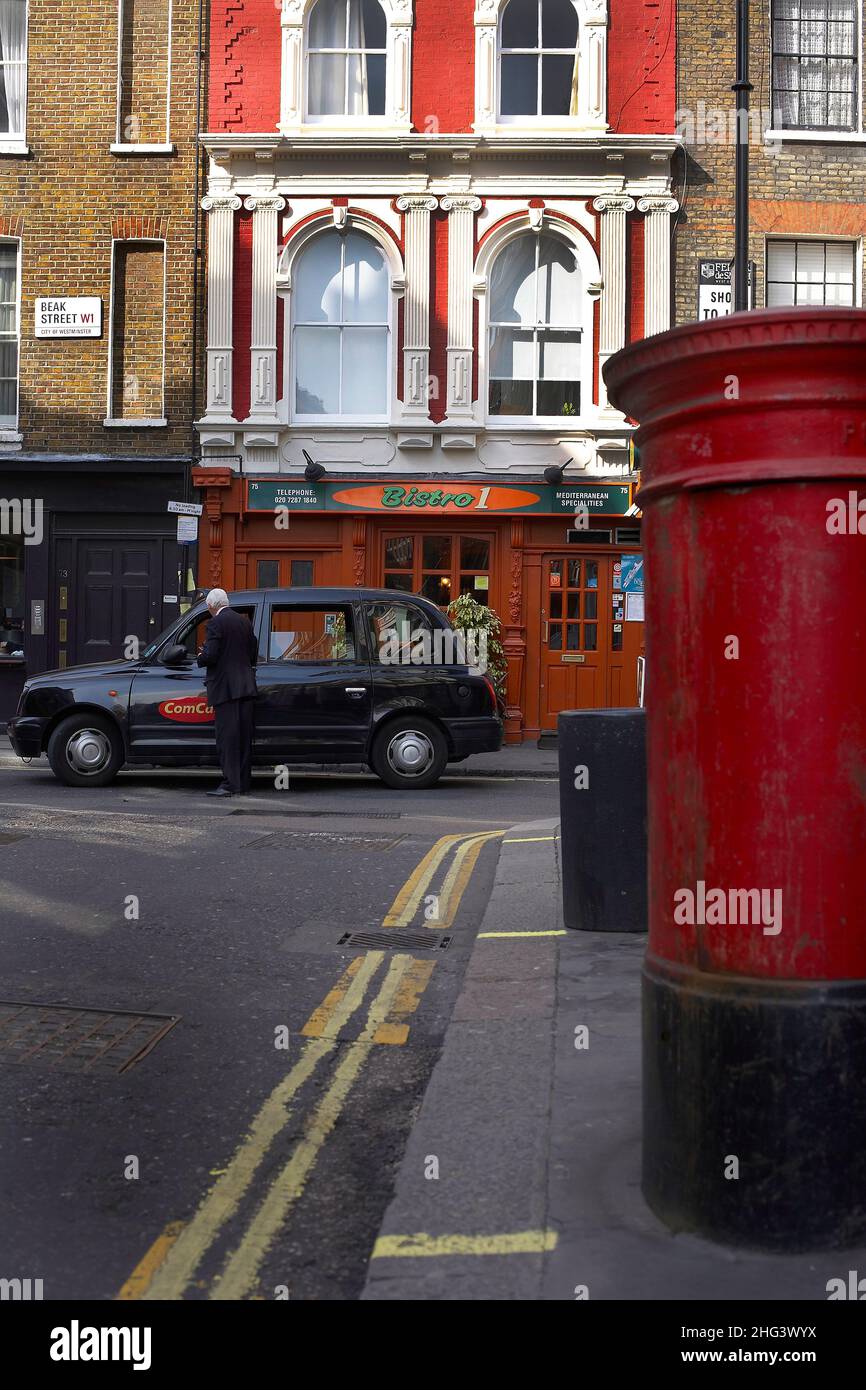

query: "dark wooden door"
xmin=74 ymin=540 xmax=162 ymax=665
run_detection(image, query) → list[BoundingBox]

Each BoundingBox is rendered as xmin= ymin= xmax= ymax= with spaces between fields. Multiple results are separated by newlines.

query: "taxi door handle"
xmin=345 ymin=687 xmax=367 ymax=697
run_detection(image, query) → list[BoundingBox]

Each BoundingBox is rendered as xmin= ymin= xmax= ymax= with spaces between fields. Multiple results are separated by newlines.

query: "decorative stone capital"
xmin=243 ymin=195 xmax=287 ymax=214
xmin=201 ymin=194 xmax=242 ymax=214
xmin=592 ymin=196 xmax=636 ymax=215
xmin=637 ymin=196 xmax=680 ymax=216
xmin=396 ymin=195 xmax=439 ymax=213
xmin=440 ymin=196 xmax=482 ymax=214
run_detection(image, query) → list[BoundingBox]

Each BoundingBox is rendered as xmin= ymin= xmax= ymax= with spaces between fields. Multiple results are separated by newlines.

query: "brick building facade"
xmin=674 ymin=0 xmax=866 ymax=322
xmin=195 ymin=0 xmax=677 ymax=742
xmin=0 ymin=0 xmax=203 ymax=718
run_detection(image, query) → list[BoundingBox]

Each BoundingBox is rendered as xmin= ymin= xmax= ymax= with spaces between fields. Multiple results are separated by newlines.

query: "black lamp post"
xmin=732 ymin=0 xmax=753 ymax=311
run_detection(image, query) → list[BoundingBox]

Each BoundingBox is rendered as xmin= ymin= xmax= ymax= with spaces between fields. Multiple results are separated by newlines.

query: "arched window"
xmin=307 ymin=0 xmax=387 ymax=118
xmin=292 ymin=229 xmax=390 ymax=419
xmin=487 ymin=232 xmax=582 ymax=418
xmin=499 ymin=0 xmax=578 ymax=118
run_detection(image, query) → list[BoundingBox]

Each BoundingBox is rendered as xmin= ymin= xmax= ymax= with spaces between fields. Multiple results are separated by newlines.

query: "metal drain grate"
xmin=0 ymin=1002 xmax=179 ymax=1074
xmin=338 ymin=930 xmax=453 ymax=952
xmin=247 ymin=830 xmax=405 ymax=852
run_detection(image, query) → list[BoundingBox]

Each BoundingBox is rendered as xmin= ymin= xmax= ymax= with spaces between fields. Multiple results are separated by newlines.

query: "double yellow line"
xmin=383 ymin=829 xmax=505 ymax=930
xmin=118 ymin=827 xmax=504 ymax=1301
xmin=121 ymin=951 xmax=410 ymax=1301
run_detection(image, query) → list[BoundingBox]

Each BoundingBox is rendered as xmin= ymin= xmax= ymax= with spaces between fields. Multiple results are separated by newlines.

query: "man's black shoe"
xmin=207 ymin=786 xmax=235 ymax=798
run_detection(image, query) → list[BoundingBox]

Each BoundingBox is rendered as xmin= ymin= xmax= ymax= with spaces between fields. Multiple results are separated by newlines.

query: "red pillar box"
xmin=605 ymin=309 xmax=866 ymax=1250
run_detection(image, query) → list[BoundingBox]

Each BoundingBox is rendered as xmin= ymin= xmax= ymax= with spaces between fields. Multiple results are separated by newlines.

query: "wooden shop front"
xmin=192 ymin=469 xmax=643 ymax=743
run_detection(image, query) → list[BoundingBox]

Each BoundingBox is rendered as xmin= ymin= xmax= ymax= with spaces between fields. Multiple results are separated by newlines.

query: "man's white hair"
xmin=206 ymin=588 xmax=229 ymax=613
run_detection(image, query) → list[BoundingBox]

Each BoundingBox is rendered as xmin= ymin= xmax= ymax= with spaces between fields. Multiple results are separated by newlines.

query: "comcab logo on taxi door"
xmin=158 ymin=696 xmax=215 ymax=723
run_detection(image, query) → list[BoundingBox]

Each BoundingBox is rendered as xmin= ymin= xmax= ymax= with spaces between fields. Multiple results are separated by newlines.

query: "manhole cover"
xmin=339 ymin=930 xmax=453 ymax=952
xmin=246 ymin=830 xmax=405 ymax=852
xmin=0 ymin=1002 xmax=179 ymax=1074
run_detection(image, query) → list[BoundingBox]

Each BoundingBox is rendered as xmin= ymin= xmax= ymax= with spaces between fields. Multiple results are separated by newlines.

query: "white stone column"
xmin=473 ymin=2 xmax=497 ymax=133
xmin=244 ymin=194 xmax=286 ymax=423
xmin=582 ymin=1 xmax=609 ymax=129
xmin=396 ymin=195 xmax=437 ymax=418
xmin=201 ymin=194 xmax=242 ymax=420
xmin=280 ymin=0 xmax=305 ymax=131
xmin=638 ymin=196 xmax=679 ymax=339
xmin=441 ymin=195 xmax=481 ymax=421
xmin=387 ymin=0 xmax=413 ymax=127
xmin=593 ymin=195 xmax=634 ymax=409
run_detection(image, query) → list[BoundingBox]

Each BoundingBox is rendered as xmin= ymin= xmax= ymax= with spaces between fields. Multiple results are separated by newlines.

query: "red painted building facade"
xmin=196 ymin=0 xmax=676 ymax=740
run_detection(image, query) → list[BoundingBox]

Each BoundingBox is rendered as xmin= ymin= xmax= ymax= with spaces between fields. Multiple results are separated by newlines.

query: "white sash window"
xmin=0 ymin=0 xmax=27 ymax=140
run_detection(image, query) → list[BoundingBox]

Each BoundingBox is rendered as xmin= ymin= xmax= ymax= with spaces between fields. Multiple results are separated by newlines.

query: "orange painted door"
xmin=539 ymin=554 xmax=642 ymax=727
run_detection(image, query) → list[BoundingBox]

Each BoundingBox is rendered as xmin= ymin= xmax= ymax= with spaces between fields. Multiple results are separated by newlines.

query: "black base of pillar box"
xmin=557 ymin=708 xmax=646 ymax=932
xmin=643 ymin=956 xmax=866 ymax=1251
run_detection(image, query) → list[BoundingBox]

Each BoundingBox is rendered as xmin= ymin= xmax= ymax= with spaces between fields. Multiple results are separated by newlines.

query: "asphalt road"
xmin=0 ymin=757 xmax=557 ymax=1301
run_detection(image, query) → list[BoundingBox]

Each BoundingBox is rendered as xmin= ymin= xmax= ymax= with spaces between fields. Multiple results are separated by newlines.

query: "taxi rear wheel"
xmin=371 ymin=717 xmax=447 ymax=791
xmin=47 ymin=714 xmax=123 ymax=788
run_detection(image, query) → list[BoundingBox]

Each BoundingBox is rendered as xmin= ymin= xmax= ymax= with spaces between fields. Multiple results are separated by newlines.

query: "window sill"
xmin=280 ymin=121 xmax=411 ymax=138
xmin=110 ymin=142 xmax=175 ymax=156
xmin=764 ymin=128 xmax=866 ymax=144
xmin=103 ymin=418 xmax=168 ymax=428
xmin=0 ymin=140 xmax=29 ymax=156
xmin=0 ymin=428 xmax=23 ymax=442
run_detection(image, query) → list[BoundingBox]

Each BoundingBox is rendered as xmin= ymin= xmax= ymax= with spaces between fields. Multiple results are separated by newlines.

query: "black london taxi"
xmin=7 ymin=588 xmax=502 ymax=791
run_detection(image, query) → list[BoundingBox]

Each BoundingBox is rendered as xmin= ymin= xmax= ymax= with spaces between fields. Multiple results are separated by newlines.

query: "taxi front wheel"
xmin=48 ymin=713 xmax=123 ymax=788
xmin=371 ymin=717 xmax=447 ymax=791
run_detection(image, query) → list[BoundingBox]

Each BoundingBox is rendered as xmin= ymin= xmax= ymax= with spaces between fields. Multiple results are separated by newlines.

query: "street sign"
xmin=697 ymin=260 xmax=755 ymax=319
xmin=35 ymin=297 xmax=102 ymax=338
xmin=176 ymin=516 xmax=198 ymax=544
xmin=246 ymin=479 xmax=632 ymax=516
xmin=167 ymin=501 xmax=203 ymax=516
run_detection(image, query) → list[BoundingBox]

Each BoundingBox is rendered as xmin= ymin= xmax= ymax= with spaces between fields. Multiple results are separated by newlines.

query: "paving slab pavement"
xmin=364 ymin=818 xmax=866 ymax=1301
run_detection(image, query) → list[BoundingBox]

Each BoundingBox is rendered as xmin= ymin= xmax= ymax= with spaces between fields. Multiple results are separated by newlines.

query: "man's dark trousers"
xmin=214 ymin=697 xmax=255 ymax=794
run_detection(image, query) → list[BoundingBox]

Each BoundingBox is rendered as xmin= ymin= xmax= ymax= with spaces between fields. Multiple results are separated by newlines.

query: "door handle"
xmin=345 ymin=687 xmax=367 ymax=698
xmin=542 ymin=621 xmax=549 ymax=643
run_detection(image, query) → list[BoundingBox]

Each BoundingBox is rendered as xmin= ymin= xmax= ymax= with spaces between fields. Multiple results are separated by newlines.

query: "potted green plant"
xmin=447 ymin=592 xmax=508 ymax=713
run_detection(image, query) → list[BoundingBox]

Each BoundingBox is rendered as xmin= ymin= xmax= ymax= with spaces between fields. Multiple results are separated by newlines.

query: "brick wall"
xmin=674 ymin=0 xmax=866 ymax=323
xmin=0 ymin=0 xmax=200 ymax=454
xmin=118 ymin=0 xmax=172 ymax=144
xmin=208 ymin=0 xmax=677 ymax=136
xmin=109 ymin=241 xmax=166 ymax=420
xmin=608 ymin=0 xmax=676 ymax=134
xmin=412 ymin=0 xmax=475 ymax=134
xmin=209 ymin=0 xmax=281 ymax=132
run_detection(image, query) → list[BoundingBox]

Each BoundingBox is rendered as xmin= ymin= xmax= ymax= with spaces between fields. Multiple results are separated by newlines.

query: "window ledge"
xmin=0 ymin=140 xmax=29 ymax=156
xmin=764 ymin=128 xmax=866 ymax=144
xmin=110 ymin=142 xmax=175 ymax=156
xmin=0 ymin=429 xmax=23 ymax=442
xmin=103 ymin=418 xmax=168 ymax=428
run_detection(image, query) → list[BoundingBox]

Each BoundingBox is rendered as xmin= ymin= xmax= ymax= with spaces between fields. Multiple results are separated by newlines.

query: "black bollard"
xmin=558 ymin=708 xmax=647 ymax=933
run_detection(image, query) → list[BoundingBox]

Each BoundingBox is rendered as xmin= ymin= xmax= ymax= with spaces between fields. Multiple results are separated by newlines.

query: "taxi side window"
xmin=173 ymin=607 xmax=257 ymax=659
xmin=267 ymin=606 xmax=355 ymax=662
xmin=366 ymin=601 xmax=435 ymax=664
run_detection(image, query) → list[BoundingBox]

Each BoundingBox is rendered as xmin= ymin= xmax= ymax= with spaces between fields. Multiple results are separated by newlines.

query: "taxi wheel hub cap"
xmin=387 ymin=729 xmax=434 ymax=777
xmin=67 ymin=728 xmax=111 ymax=775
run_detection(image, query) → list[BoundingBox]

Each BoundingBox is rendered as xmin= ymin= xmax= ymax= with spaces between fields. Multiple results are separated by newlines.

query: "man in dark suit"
xmin=197 ymin=589 xmax=258 ymax=798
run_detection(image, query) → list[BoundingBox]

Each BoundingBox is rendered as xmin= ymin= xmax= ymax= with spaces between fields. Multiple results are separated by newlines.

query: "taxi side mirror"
xmin=162 ymin=644 xmax=188 ymax=666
